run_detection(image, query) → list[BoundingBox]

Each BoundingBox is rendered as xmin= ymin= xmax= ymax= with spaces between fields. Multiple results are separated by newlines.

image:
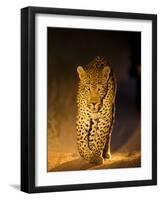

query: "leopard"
xmin=76 ymin=56 xmax=117 ymax=165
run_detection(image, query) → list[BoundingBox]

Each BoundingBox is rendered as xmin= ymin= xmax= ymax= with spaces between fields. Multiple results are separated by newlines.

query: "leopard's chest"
xmin=88 ymin=107 xmax=113 ymax=149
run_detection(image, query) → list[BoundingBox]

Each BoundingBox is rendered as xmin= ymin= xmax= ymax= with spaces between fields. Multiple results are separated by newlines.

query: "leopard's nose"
xmin=91 ymin=103 xmax=97 ymax=107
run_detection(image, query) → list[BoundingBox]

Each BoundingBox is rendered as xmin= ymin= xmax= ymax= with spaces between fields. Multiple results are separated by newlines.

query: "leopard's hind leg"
xmin=103 ymin=133 xmax=112 ymax=159
xmin=103 ymin=104 xmax=115 ymax=159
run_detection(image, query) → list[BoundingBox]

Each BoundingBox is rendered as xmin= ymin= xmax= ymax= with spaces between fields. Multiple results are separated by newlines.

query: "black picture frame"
xmin=21 ymin=6 xmax=157 ymax=193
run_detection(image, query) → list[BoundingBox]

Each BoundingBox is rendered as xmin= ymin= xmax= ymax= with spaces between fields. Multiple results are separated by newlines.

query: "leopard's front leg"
xmin=76 ymin=112 xmax=104 ymax=164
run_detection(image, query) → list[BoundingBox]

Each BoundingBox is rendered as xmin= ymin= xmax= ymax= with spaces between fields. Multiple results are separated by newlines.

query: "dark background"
xmin=47 ymin=27 xmax=141 ymax=171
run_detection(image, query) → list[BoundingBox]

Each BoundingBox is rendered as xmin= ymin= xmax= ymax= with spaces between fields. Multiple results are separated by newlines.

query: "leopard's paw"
xmin=104 ymin=152 xmax=111 ymax=160
xmin=90 ymin=156 xmax=104 ymax=165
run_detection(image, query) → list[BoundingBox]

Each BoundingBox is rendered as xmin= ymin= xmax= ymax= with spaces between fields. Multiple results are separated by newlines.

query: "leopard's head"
xmin=77 ymin=65 xmax=110 ymax=113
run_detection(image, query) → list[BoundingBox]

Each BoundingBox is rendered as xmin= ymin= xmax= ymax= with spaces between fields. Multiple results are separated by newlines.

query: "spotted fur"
xmin=76 ymin=56 xmax=117 ymax=164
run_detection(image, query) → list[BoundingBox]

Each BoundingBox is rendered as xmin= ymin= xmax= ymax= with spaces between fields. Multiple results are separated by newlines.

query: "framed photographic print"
xmin=21 ymin=6 xmax=157 ymax=193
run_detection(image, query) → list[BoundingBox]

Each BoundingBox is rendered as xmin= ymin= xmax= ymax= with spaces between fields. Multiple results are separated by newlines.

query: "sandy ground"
xmin=47 ymin=117 xmax=141 ymax=172
xmin=47 ymin=120 xmax=141 ymax=172
xmin=48 ymin=151 xmax=141 ymax=172
xmin=48 ymin=117 xmax=141 ymax=172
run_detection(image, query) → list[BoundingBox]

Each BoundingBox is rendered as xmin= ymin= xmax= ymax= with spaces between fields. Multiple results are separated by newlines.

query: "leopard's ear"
xmin=102 ymin=66 xmax=111 ymax=80
xmin=77 ymin=66 xmax=86 ymax=80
